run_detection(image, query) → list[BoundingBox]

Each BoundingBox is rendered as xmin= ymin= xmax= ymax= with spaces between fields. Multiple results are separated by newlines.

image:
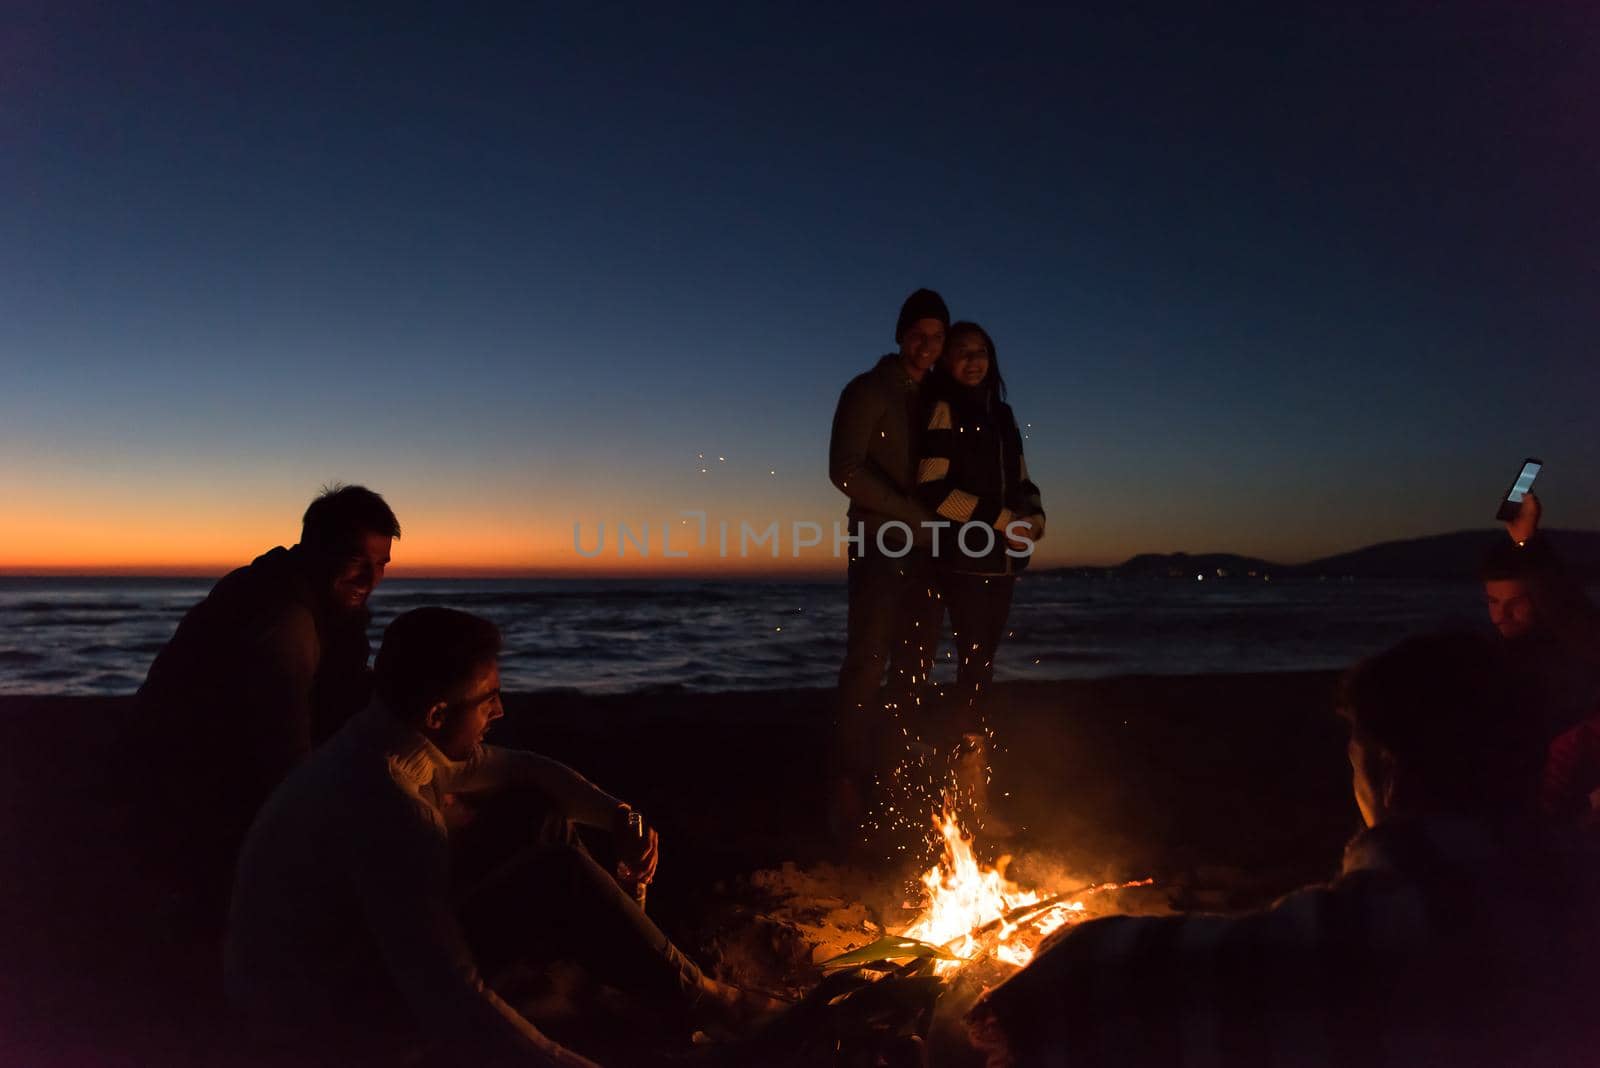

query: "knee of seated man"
xmin=449 ymin=788 xmax=577 ymax=879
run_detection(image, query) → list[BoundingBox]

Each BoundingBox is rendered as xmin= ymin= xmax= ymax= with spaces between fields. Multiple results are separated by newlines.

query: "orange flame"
xmin=897 ymin=808 xmax=1089 ymax=974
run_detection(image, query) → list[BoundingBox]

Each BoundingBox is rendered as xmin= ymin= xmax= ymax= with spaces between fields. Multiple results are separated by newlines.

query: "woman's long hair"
xmin=942 ymin=321 xmax=1008 ymax=405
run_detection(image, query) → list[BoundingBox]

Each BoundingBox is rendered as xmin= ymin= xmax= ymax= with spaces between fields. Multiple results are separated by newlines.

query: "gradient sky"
xmin=2 ymin=2 xmax=1596 ymax=576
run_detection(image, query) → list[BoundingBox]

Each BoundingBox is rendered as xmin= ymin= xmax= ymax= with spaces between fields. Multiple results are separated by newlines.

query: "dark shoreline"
xmin=1 ymin=670 xmax=1356 ymax=1063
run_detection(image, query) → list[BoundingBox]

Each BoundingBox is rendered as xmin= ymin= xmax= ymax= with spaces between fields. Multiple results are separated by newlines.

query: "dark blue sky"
xmin=3 ymin=2 xmax=1596 ymax=571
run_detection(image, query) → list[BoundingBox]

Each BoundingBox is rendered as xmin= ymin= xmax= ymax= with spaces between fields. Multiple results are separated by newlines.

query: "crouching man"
xmin=967 ymin=632 xmax=1600 ymax=1067
xmin=226 ymin=607 xmax=763 ymax=1066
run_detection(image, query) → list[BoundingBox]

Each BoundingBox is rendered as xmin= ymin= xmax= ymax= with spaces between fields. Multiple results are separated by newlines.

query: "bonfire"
xmin=832 ymin=807 xmax=1149 ymax=978
xmin=698 ymin=798 xmax=1154 ymax=1065
xmin=899 ymin=809 xmax=1088 ymax=972
xmin=710 ymin=807 xmax=1154 ymax=1067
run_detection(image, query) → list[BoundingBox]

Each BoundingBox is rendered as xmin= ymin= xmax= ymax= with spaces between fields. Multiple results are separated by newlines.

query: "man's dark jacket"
xmin=829 ymin=353 xmax=939 ymax=545
xmin=137 ymin=545 xmax=373 ymax=849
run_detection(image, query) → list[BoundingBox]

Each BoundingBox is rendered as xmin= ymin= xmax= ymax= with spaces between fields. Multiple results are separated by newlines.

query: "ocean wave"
xmin=14 ymin=666 xmax=79 ymax=682
xmin=1006 ymin=649 xmax=1118 ymax=665
xmin=4 ymin=599 xmax=153 ymax=614
xmin=82 ymin=671 xmax=142 ymax=690
xmin=0 ymin=576 xmax=1494 ymax=696
xmin=2 ymin=613 xmax=178 ymax=631
xmin=375 ymin=588 xmax=747 ymax=609
xmin=507 ymin=645 xmax=662 ymax=664
xmin=76 ymin=641 xmax=168 ymax=658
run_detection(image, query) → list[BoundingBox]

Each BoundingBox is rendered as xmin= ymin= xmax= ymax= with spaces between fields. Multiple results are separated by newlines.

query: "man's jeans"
xmin=832 ymin=541 xmax=943 ymax=782
xmin=454 ymin=792 xmax=704 ymax=1009
xmin=229 ymin=792 xmax=704 ymax=1066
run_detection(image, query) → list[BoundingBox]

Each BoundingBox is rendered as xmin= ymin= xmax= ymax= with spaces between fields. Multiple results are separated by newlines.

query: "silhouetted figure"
xmin=827 ymin=288 xmax=949 ymax=836
xmin=915 ymin=321 xmax=1043 ymax=827
xmin=968 ymin=632 xmax=1600 ymax=1067
xmin=1542 ymin=711 xmax=1600 ymax=830
xmin=1481 ymin=491 xmax=1600 ymax=742
xmin=134 ymin=484 xmax=399 ymax=920
xmin=226 ymin=608 xmax=770 ymax=1066
xmin=1492 ymin=493 xmax=1600 ymax=829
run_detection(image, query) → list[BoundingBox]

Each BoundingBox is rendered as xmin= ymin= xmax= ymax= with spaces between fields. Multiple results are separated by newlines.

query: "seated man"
xmin=136 ymin=483 xmax=400 ymax=898
xmin=968 ymin=632 xmax=1600 ymax=1067
xmin=226 ymin=607 xmax=763 ymax=1066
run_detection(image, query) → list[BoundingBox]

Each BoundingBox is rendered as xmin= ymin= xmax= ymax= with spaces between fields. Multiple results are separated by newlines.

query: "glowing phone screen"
xmin=1507 ymin=463 xmax=1540 ymax=503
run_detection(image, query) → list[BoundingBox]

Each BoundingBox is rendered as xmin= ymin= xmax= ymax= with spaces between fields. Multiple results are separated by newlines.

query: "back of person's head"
xmin=301 ymin=484 xmax=401 ymax=554
xmin=374 ymin=608 xmax=500 ymax=720
xmin=1337 ymin=631 xmax=1542 ymax=821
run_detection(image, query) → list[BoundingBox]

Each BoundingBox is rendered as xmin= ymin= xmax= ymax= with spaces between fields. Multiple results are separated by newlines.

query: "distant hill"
xmin=1292 ymin=529 xmax=1600 ymax=580
xmin=1037 ymin=529 xmax=1600 ymax=581
xmin=1114 ymin=552 xmax=1275 ymax=579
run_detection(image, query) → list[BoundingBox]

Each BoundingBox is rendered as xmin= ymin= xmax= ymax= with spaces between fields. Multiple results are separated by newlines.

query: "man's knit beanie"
xmin=895 ymin=288 xmax=950 ymax=343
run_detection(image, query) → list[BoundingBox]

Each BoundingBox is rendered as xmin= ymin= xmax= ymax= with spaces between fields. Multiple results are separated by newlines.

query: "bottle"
xmin=625 ymin=809 xmax=648 ymax=910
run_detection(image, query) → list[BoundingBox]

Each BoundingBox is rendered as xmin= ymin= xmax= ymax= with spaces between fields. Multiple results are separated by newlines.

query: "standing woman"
xmin=915 ymin=322 xmax=1044 ymax=821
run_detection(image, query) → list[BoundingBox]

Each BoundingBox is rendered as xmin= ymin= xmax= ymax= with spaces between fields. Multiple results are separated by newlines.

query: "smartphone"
xmin=1495 ymin=458 xmax=1541 ymax=522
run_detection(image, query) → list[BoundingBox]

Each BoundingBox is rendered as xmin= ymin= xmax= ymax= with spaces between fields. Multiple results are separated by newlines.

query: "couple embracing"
xmin=827 ymin=287 xmax=1046 ymax=838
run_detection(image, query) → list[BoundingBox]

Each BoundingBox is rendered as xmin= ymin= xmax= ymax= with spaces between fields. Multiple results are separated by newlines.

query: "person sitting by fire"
xmin=966 ymin=631 xmax=1600 ymax=1067
xmin=1493 ymin=492 xmax=1600 ymax=828
xmin=133 ymin=483 xmax=400 ymax=927
xmin=226 ymin=607 xmax=776 ymax=1066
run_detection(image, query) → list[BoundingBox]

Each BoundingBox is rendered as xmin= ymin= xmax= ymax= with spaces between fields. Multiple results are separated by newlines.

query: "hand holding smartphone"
xmin=1495 ymin=458 xmax=1541 ymax=523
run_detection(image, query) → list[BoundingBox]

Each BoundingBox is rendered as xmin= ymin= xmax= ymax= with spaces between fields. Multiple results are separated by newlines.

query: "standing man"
xmin=827 ymin=288 xmax=949 ymax=837
xmin=135 ymin=483 xmax=400 ymax=921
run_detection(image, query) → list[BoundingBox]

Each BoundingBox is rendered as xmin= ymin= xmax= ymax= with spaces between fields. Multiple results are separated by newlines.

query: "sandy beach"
xmin=0 ymin=670 xmax=1357 ymax=1064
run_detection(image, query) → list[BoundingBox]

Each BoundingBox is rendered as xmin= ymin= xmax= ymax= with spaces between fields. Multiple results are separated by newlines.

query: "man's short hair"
xmin=1478 ymin=538 xmax=1546 ymax=583
xmin=301 ymin=484 xmax=401 ymax=553
xmin=374 ymin=608 xmax=501 ymax=717
xmin=1337 ymin=631 xmax=1541 ymax=819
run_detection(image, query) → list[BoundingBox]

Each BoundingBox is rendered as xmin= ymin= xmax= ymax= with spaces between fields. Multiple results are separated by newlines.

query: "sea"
xmin=0 ymin=574 xmax=1525 ymax=698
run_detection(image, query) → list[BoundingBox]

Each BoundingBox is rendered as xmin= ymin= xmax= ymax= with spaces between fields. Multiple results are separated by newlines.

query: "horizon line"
xmin=1 ymin=524 xmax=1570 ymax=582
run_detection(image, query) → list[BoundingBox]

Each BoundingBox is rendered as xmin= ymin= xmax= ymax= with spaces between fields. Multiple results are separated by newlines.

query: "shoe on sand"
xmin=692 ymin=975 xmax=789 ymax=1033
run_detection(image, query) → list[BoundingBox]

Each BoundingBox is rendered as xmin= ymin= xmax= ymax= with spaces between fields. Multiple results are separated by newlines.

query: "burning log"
xmin=708 ymin=810 xmax=1156 ymax=1066
xmin=948 ymin=878 xmax=1157 ymax=970
xmin=814 ymin=807 xmax=1156 ymax=978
